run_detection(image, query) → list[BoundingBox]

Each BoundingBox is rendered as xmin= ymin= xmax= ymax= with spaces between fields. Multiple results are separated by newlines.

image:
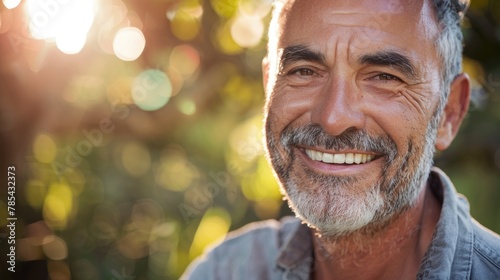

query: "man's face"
xmin=264 ymin=0 xmax=444 ymax=237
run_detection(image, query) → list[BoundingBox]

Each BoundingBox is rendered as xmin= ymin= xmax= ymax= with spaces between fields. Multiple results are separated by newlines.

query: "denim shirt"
xmin=182 ymin=168 xmax=500 ymax=279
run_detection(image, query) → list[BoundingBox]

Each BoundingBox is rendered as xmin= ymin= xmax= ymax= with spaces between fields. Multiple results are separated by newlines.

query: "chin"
xmin=282 ymin=179 xmax=387 ymax=238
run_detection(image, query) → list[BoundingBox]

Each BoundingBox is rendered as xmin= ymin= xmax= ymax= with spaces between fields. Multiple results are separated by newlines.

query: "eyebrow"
xmin=279 ymin=45 xmax=325 ymax=73
xmin=358 ymin=51 xmax=418 ymax=80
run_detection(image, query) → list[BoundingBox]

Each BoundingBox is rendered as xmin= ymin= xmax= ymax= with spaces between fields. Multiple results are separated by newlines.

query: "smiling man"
xmin=182 ymin=0 xmax=500 ymax=279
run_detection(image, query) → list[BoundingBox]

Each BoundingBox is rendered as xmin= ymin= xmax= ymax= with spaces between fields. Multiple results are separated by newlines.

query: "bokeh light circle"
xmin=230 ymin=14 xmax=264 ymax=48
xmin=33 ymin=134 xmax=57 ymax=163
xmin=210 ymin=0 xmax=238 ymax=18
xmin=213 ymin=20 xmax=242 ymax=55
xmin=113 ymin=27 xmax=146 ymax=61
xmin=170 ymin=12 xmax=199 ymax=41
xmin=42 ymin=235 xmax=68 ymax=260
xmin=25 ymin=0 xmax=97 ymax=44
xmin=170 ymin=44 xmax=200 ymax=75
xmin=3 ymin=0 xmax=21 ymax=9
xmin=239 ymin=0 xmax=272 ymax=18
xmin=131 ymin=69 xmax=172 ymax=111
xmin=56 ymin=31 xmax=87 ymax=54
xmin=121 ymin=142 xmax=151 ymax=177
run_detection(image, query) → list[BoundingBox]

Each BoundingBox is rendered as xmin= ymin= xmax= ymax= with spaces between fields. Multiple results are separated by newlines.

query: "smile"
xmin=304 ymin=149 xmax=376 ymax=164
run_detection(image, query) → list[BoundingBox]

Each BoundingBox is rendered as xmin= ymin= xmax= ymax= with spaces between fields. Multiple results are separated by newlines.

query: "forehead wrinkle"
xmin=286 ymin=0 xmax=434 ymax=38
xmin=345 ymin=34 xmax=356 ymax=70
xmin=317 ymin=33 xmax=358 ymax=74
xmin=321 ymin=11 xmax=388 ymax=29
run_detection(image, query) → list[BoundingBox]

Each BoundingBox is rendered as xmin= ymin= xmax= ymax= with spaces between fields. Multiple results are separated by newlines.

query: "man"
xmin=183 ymin=0 xmax=500 ymax=279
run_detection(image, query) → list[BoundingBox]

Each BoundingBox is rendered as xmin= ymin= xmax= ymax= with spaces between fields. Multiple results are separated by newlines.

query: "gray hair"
xmin=432 ymin=0 xmax=469 ymax=116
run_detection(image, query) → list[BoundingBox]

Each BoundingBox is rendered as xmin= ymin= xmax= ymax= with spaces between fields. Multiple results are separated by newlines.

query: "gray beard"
xmin=265 ymin=121 xmax=438 ymax=238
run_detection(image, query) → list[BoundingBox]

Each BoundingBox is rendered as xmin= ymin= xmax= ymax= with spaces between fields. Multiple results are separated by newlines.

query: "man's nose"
xmin=310 ymin=77 xmax=366 ymax=136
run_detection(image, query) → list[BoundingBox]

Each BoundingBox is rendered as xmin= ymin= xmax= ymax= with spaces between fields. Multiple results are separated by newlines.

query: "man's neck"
xmin=311 ymin=183 xmax=442 ymax=280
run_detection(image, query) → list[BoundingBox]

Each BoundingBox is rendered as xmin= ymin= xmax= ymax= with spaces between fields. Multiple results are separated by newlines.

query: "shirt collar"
xmin=417 ymin=167 xmax=473 ymax=279
xmin=276 ymin=219 xmax=313 ymax=270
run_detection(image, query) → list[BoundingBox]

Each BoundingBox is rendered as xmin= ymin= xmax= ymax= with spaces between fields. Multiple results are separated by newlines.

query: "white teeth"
xmin=345 ymin=153 xmax=354 ymax=164
xmin=305 ymin=149 xmax=313 ymax=159
xmin=322 ymin=153 xmax=334 ymax=163
xmin=314 ymin=151 xmax=323 ymax=161
xmin=354 ymin=154 xmax=362 ymax=164
xmin=305 ymin=149 xmax=376 ymax=165
xmin=333 ymin=154 xmax=345 ymax=164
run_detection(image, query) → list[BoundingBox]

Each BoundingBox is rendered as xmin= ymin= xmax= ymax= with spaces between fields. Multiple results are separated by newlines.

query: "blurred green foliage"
xmin=0 ymin=0 xmax=499 ymax=279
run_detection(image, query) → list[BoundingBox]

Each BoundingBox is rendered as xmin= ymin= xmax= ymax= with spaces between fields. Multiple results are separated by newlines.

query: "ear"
xmin=262 ymin=57 xmax=270 ymax=95
xmin=435 ymin=73 xmax=470 ymax=151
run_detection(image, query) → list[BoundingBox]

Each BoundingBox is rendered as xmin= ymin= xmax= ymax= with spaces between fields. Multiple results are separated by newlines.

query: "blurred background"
xmin=0 ymin=0 xmax=499 ymax=279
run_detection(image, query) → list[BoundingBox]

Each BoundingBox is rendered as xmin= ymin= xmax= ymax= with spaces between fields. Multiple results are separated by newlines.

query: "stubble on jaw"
xmin=264 ymin=115 xmax=437 ymax=240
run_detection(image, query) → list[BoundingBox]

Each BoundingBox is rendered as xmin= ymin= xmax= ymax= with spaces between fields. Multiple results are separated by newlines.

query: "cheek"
xmin=363 ymin=91 xmax=437 ymax=153
xmin=266 ymin=84 xmax=317 ymax=129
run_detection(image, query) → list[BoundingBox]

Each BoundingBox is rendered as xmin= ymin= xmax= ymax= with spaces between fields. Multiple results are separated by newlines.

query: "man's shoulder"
xmin=221 ymin=215 xmax=302 ymax=249
xmin=181 ymin=216 xmax=303 ymax=280
xmin=471 ymin=220 xmax=500 ymax=278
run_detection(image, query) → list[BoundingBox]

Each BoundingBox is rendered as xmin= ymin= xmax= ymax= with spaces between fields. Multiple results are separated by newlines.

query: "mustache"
xmin=280 ymin=124 xmax=398 ymax=158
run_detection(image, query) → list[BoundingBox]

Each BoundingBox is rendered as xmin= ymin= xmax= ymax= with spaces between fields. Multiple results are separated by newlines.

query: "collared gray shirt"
xmin=182 ymin=168 xmax=500 ymax=279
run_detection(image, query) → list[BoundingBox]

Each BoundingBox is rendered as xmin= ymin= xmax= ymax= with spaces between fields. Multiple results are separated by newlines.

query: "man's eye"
xmin=289 ymin=68 xmax=315 ymax=76
xmin=374 ymin=73 xmax=402 ymax=82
